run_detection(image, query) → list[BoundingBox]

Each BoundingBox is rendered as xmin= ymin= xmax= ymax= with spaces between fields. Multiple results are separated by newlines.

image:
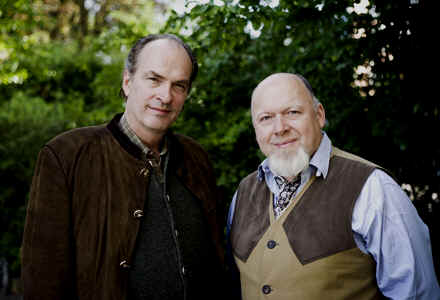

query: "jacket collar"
xmin=107 ymin=113 xmax=186 ymax=177
xmin=107 ymin=113 xmax=144 ymax=160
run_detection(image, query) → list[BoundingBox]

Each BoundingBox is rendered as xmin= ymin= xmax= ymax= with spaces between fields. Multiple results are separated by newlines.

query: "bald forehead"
xmin=251 ymin=73 xmax=310 ymax=112
xmin=142 ymin=38 xmax=186 ymax=56
xmin=137 ymin=38 xmax=192 ymax=73
xmin=254 ymin=73 xmax=299 ymax=92
xmin=254 ymin=73 xmax=301 ymax=94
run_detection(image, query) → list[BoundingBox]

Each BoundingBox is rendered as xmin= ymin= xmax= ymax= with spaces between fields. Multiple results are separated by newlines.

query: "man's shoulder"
xmin=46 ymin=123 xmax=110 ymax=153
xmin=174 ymin=133 xmax=205 ymax=151
xmin=238 ymin=170 xmax=260 ymax=188
xmin=332 ymin=146 xmax=380 ymax=169
xmin=173 ymin=133 xmax=211 ymax=160
xmin=330 ymin=146 xmax=399 ymax=185
xmin=170 ymin=133 xmax=215 ymax=171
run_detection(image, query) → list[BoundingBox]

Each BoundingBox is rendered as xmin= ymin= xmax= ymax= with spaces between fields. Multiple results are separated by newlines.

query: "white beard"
xmin=268 ymin=145 xmax=310 ymax=179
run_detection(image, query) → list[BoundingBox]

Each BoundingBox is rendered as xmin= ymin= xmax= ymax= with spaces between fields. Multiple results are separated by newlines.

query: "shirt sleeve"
xmin=225 ymin=191 xmax=237 ymax=258
xmin=352 ymin=169 xmax=440 ymax=300
xmin=226 ymin=191 xmax=237 ymax=236
xmin=225 ymin=191 xmax=242 ymax=299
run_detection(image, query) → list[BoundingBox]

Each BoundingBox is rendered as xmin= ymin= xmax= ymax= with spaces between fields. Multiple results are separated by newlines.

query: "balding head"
xmin=251 ymin=73 xmax=319 ymax=123
xmin=251 ymin=72 xmax=326 ymax=161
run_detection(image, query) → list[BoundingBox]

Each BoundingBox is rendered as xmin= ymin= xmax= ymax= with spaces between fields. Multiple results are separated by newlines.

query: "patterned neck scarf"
xmin=273 ymin=175 xmax=301 ymax=218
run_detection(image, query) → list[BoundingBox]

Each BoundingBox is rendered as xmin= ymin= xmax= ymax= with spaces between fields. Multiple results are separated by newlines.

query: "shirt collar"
xmin=309 ymin=132 xmax=332 ymax=179
xmin=256 ymin=131 xmax=332 ymax=181
xmin=257 ymin=159 xmax=270 ymax=181
xmin=119 ymin=113 xmax=168 ymax=158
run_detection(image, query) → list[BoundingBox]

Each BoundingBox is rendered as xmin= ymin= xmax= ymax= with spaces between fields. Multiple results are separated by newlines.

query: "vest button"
xmin=133 ymin=209 xmax=144 ymax=219
xmin=262 ymin=285 xmax=272 ymax=294
xmin=267 ymin=240 xmax=277 ymax=249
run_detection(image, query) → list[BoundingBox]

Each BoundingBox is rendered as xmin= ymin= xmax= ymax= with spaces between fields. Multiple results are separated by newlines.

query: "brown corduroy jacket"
xmin=21 ymin=113 xmax=225 ymax=300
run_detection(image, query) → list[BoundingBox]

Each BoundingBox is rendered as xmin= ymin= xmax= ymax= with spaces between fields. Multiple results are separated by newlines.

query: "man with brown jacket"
xmin=21 ymin=34 xmax=225 ymax=300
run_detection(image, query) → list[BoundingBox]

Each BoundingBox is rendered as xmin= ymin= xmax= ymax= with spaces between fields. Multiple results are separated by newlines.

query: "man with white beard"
xmin=226 ymin=73 xmax=440 ymax=300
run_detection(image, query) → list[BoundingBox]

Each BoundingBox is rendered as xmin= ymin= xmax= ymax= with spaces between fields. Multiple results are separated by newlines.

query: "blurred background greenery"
xmin=0 ymin=0 xmax=437 ymax=292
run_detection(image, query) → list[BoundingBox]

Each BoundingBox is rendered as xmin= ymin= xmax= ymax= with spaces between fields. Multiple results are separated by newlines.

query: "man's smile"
xmin=272 ymin=138 xmax=298 ymax=148
xmin=147 ymin=105 xmax=172 ymax=115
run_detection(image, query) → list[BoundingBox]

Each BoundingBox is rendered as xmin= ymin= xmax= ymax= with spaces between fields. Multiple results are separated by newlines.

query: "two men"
xmin=22 ymin=31 xmax=439 ymax=299
xmin=228 ymin=73 xmax=440 ymax=299
xmin=21 ymin=34 xmax=225 ymax=300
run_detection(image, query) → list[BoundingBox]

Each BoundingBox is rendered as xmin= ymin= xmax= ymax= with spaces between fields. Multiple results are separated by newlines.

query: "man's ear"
xmin=316 ymin=103 xmax=326 ymax=129
xmin=122 ymin=70 xmax=131 ymax=98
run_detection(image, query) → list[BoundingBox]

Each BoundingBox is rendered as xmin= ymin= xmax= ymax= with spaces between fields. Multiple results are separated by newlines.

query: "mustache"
xmin=270 ymin=137 xmax=298 ymax=144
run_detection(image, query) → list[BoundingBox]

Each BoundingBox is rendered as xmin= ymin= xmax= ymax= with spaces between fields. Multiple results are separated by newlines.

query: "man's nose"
xmin=156 ymin=82 xmax=172 ymax=103
xmin=273 ymin=115 xmax=288 ymax=135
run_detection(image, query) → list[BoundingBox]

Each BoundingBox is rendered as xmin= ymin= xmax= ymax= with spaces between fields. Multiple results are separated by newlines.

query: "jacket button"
xmin=262 ymin=285 xmax=272 ymax=294
xmin=120 ymin=260 xmax=131 ymax=269
xmin=133 ymin=209 xmax=144 ymax=219
xmin=267 ymin=240 xmax=277 ymax=249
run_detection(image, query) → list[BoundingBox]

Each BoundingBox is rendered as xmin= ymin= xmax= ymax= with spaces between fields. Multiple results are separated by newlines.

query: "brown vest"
xmin=230 ymin=147 xmax=384 ymax=300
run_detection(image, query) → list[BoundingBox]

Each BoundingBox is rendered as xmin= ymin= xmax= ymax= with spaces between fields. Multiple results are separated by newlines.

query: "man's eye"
xmin=288 ymin=110 xmax=299 ymax=115
xmin=174 ymin=84 xmax=187 ymax=92
xmin=260 ymin=116 xmax=272 ymax=122
xmin=148 ymin=77 xmax=159 ymax=82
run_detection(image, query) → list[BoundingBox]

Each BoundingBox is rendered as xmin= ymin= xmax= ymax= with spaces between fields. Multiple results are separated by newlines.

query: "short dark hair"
xmin=119 ymin=34 xmax=198 ymax=99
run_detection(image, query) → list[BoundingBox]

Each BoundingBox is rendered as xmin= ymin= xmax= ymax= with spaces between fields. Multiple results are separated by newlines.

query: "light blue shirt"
xmin=227 ymin=133 xmax=440 ymax=299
